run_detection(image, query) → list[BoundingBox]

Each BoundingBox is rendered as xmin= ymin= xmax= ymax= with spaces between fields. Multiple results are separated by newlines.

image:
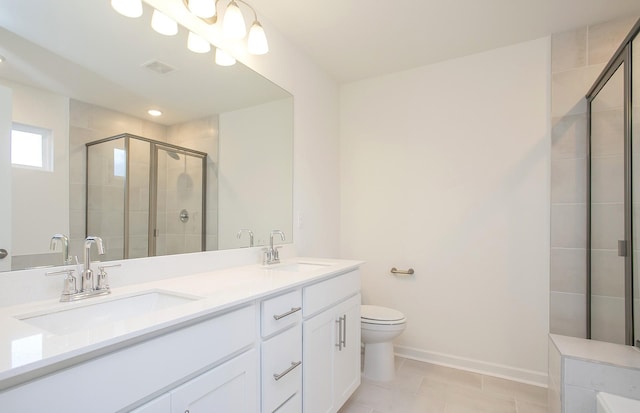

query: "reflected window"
xmin=114 ymin=148 xmax=126 ymax=177
xmin=11 ymin=123 xmax=52 ymax=171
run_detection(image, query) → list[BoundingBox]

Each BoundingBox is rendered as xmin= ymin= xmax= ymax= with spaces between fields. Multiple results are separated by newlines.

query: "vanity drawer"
xmin=303 ymin=269 xmax=360 ymax=317
xmin=274 ymin=392 xmax=301 ymax=413
xmin=261 ymin=289 xmax=302 ymax=337
xmin=261 ymin=325 xmax=302 ymax=413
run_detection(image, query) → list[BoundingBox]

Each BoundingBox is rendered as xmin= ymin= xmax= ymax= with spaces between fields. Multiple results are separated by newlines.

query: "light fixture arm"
xmin=235 ymin=0 xmax=258 ymax=22
xmin=182 ymin=0 xmax=220 ymax=24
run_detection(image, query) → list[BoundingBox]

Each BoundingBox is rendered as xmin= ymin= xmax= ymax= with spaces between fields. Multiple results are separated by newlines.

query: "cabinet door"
xmin=171 ymin=349 xmax=258 ymax=413
xmin=333 ymin=294 xmax=361 ymax=408
xmin=130 ymin=394 xmax=171 ymax=413
xmin=302 ymin=306 xmax=338 ymax=413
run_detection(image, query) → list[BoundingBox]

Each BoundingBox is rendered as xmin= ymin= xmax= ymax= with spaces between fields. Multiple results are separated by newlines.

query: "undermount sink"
xmin=15 ymin=290 xmax=201 ymax=335
xmin=272 ymin=262 xmax=332 ymax=272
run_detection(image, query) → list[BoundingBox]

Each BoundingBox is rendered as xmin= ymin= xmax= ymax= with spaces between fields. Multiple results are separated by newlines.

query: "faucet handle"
xmin=273 ymin=246 xmax=283 ymax=262
xmin=46 ymin=269 xmax=78 ymax=299
xmin=96 ymin=264 xmax=120 ymax=291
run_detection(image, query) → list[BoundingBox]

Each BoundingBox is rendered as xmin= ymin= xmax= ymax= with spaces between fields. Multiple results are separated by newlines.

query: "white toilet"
xmin=360 ymin=305 xmax=407 ymax=382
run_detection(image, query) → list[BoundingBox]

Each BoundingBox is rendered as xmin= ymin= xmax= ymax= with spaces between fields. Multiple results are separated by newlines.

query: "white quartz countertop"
xmin=0 ymin=257 xmax=362 ymax=390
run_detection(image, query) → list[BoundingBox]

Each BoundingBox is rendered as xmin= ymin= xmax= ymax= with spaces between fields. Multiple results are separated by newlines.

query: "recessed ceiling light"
xmin=148 ymin=109 xmax=162 ymax=117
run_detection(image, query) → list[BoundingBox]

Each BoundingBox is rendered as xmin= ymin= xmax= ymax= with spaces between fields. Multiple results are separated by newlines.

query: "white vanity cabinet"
xmin=302 ymin=270 xmax=361 ymax=413
xmin=0 ymin=305 xmax=258 ymax=413
xmin=133 ymin=349 xmax=258 ymax=413
xmin=260 ymin=290 xmax=303 ymax=413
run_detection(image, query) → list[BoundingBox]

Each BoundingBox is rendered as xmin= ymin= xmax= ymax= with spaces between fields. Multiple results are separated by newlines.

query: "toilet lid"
xmin=361 ymin=305 xmax=406 ymax=325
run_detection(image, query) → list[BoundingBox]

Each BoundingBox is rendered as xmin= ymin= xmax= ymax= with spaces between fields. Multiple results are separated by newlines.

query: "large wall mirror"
xmin=0 ymin=0 xmax=293 ymax=272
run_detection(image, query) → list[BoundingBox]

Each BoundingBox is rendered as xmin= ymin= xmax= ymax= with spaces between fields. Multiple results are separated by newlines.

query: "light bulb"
xmin=247 ymin=21 xmax=268 ymax=55
xmin=188 ymin=0 xmax=216 ymax=18
xmin=222 ymin=1 xmax=246 ymax=39
xmin=215 ymin=48 xmax=236 ymax=66
xmin=151 ymin=10 xmax=178 ymax=36
xmin=111 ymin=0 xmax=143 ymax=18
xmin=187 ymin=31 xmax=211 ymax=53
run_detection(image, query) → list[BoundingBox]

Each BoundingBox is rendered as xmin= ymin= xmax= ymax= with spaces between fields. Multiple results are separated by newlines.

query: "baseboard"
xmin=394 ymin=345 xmax=548 ymax=388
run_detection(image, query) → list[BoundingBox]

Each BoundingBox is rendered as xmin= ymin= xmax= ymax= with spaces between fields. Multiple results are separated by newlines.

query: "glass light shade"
xmin=187 ymin=32 xmax=211 ymax=53
xmin=247 ymin=21 xmax=268 ymax=55
xmin=151 ymin=10 xmax=178 ymax=36
xmin=188 ymin=0 xmax=216 ymax=18
xmin=222 ymin=1 xmax=246 ymax=39
xmin=215 ymin=48 xmax=236 ymax=66
xmin=111 ymin=0 xmax=143 ymax=18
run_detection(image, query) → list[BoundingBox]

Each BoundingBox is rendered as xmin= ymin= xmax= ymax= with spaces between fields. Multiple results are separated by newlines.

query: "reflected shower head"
xmin=166 ymin=151 xmax=180 ymax=160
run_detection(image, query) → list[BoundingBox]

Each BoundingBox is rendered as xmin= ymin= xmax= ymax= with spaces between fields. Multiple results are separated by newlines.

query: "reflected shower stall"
xmin=86 ymin=134 xmax=206 ymax=261
xmin=587 ymin=19 xmax=639 ymax=346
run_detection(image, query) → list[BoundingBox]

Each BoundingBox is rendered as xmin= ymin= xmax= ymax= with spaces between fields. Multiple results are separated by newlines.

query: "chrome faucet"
xmin=50 ymin=234 xmax=72 ymax=265
xmin=81 ymin=236 xmax=105 ymax=293
xmin=45 ymin=237 xmax=115 ymax=302
xmin=237 ymin=229 xmax=254 ymax=247
xmin=263 ymin=230 xmax=285 ymax=265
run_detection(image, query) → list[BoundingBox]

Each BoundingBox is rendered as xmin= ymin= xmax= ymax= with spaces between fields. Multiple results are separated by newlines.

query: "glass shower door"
xmin=589 ymin=62 xmax=627 ymax=344
xmin=152 ymin=146 xmax=205 ymax=257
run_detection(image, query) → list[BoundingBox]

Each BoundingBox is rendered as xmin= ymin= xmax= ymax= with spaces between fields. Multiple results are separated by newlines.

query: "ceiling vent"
xmin=142 ymin=60 xmax=176 ymax=75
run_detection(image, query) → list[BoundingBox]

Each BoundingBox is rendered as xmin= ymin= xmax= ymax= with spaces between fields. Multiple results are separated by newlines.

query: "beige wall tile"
xmin=588 ymin=16 xmax=639 ymax=65
xmin=551 ymin=114 xmax=587 ymax=159
xmin=551 ymin=65 xmax=603 ymax=117
xmin=551 ymin=157 xmax=586 ymax=203
xmin=552 ymin=27 xmax=587 ymax=72
xmin=549 ymin=291 xmax=586 ymax=337
xmin=550 ymin=248 xmax=586 ymax=294
xmin=550 ymin=204 xmax=586 ymax=248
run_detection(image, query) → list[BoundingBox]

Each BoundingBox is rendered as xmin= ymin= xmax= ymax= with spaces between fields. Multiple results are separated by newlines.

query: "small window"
xmin=11 ymin=123 xmax=53 ymax=171
xmin=113 ymin=148 xmax=126 ymax=177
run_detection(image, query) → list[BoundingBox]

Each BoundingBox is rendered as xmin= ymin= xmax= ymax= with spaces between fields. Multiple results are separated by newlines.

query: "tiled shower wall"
xmin=550 ymin=16 xmax=638 ymax=338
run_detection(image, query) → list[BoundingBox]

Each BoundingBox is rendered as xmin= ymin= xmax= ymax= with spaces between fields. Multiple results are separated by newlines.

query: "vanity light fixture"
xmin=187 ymin=31 xmax=211 ymax=53
xmin=151 ymin=9 xmax=178 ymax=36
xmin=222 ymin=0 xmax=246 ymax=39
xmin=215 ymin=48 xmax=236 ymax=66
xmin=188 ymin=0 xmax=217 ymax=18
xmin=111 ymin=0 xmax=143 ymax=18
xmin=111 ymin=0 xmax=269 ymax=65
xmin=247 ymin=20 xmax=268 ymax=55
xmin=148 ymin=109 xmax=162 ymax=117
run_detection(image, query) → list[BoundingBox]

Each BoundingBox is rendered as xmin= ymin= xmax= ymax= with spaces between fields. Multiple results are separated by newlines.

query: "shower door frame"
xmin=86 ymin=133 xmax=207 ymax=259
xmin=586 ymin=19 xmax=639 ymax=346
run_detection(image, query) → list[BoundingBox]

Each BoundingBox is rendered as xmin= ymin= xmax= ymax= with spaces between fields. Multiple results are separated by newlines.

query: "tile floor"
xmin=339 ymin=357 xmax=548 ymax=413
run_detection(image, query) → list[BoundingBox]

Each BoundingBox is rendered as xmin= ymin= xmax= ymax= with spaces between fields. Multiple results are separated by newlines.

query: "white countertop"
xmin=0 ymin=257 xmax=362 ymax=390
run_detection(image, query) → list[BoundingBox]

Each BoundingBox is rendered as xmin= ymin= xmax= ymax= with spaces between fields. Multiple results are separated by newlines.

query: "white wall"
xmin=340 ymin=38 xmax=551 ymax=384
xmin=218 ymin=98 xmax=293 ymax=249
xmin=1 ymin=80 xmax=69 ymax=257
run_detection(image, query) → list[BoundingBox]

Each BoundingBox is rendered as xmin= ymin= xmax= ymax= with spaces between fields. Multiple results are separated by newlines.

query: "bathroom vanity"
xmin=0 ymin=258 xmax=362 ymax=412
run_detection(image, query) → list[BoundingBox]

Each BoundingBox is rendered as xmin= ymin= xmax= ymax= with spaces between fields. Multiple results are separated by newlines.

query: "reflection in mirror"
xmin=0 ymin=0 xmax=293 ymax=272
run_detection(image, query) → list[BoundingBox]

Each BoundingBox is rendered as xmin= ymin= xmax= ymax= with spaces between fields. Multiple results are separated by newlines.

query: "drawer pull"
xmin=273 ymin=361 xmax=302 ymax=381
xmin=273 ymin=306 xmax=302 ymax=320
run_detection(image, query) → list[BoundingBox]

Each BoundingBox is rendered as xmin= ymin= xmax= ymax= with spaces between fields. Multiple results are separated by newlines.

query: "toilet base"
xmin=363 ymin=341 xmax=396 ymax=381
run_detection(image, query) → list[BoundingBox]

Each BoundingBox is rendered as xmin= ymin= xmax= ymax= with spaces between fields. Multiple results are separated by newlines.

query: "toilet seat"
xmin=361 ymin=305 xmax=406 ymax=325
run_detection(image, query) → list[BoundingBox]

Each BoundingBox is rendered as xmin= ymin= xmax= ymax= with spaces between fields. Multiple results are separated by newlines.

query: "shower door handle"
xmin=618 ymin=240 xmax=627 ymax=257
xmin=0 ymin=249 xmax=7 ymax=259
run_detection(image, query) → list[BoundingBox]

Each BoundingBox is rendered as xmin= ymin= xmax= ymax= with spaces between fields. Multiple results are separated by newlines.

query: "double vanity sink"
xmin=0 ymin=258 xmax=348 ymax=391
xmin=12 ymin=261 xmax=331 ymax=336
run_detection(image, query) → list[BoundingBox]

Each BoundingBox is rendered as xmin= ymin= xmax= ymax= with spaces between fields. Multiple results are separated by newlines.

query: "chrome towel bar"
xmin=390 ymin=267 xmax=414 ymax=275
